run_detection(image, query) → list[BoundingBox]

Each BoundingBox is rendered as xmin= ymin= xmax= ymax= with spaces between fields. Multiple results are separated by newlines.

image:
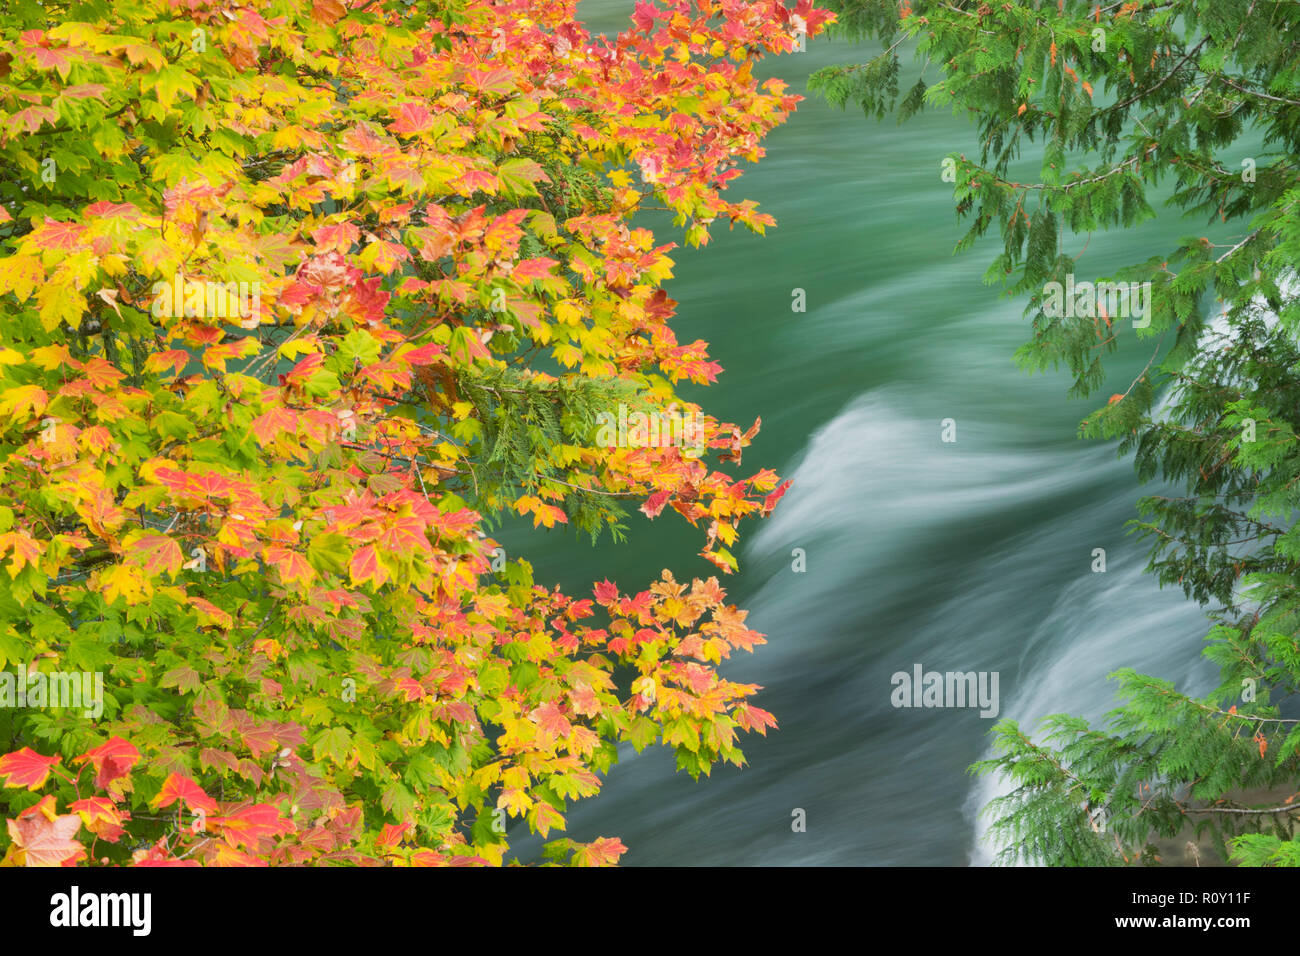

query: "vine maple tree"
xmin=0 ymin=0 xmax=830 ymax=866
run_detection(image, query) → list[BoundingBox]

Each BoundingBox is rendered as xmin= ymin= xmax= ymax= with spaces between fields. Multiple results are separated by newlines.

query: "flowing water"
xmin=502 ymin=3 xmax=1238 ymax=864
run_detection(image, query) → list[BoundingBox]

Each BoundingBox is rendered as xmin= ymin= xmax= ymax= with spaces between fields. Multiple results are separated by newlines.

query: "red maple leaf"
xmin=285 ymin=352 xmax=325 ymax=385
xmin=69 ymin=796 xmax=128 ymax=842
xmin=83 ymin=201 xmax=142 ymax=220
xmin=735 ymin=705 xmax=778 ymax=735
xmin=349 ymin=544 xmax=388 ymax=587
xmin=0 ymin=747 xmax=61 ymax=790
xmin=264 ymin=545 xmax=315 ymax=587
xmin=126 ymin=533 xmax=183 ymax=578
xmin=376 ymin=822 xmax=411 ymax=848
xmin=251 ymin=406 xmax=298 ymax=445
xmin=632 ymin=1 xmax=658 ymax=31
xmin=511 ymin=257 xmax=560 ymax=282
xmin=144 ymin=349 xmax=191 ymax=375
xmin=311 ymin=222 xmax=360 ymax=252
xmin=396 ymin=342 xmax=444 ymax=366
xmin=213 ymin=803 xmax=294 ymax=848
xmin=132 ymin=838 xmax=200 ymax=867
xmin=761 ymin=479 xmax=792 ymax=516
xmin=576 ymin=836 xmax=627 ymax=866
xmin=28 ymin=216 xmax=83 ymax=250
xmin=640 ymin=489 xmax=670 ymax=519
xmin=457 ymin=168 xmax=498 ymax=194
xmin=532 ymin=702 xmax=572 ymax=738
xmin=75 ymin=737 xmax=141 ymax=790
xmin=154 ymin=773 xmax=219 ymax=813
xmin=389 ymin=101 xmax=435 ymax=135
xmin=80 ymin=356 xmax=125 ymax=389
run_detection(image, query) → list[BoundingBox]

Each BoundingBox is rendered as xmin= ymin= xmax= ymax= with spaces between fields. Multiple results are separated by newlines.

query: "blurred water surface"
xmin=502 ymin=2 xmax=1221 ymax=864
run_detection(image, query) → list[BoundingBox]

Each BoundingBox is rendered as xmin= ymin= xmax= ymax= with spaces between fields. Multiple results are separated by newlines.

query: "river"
xmin=503 ymin=1 xmax=1227 ymax=865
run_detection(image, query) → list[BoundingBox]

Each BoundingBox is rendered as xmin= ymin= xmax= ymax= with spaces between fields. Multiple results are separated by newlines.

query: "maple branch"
xmin=539 ymin=475 xmax=642 ymax=499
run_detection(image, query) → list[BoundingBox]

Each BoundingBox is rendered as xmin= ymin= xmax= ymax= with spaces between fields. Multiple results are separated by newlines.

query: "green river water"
xmin=500 ymin=2 xmax=1244 ymax=865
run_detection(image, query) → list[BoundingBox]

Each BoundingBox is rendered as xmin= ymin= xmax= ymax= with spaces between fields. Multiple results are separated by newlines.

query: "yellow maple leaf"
xmin=0 ymin=255 xmax=43 ymax=303
xmin=37 ymin=279 xmax=85 ymax=332
xmin=100 ymin=564 xmax=149 ymax=605
xmin=497 ymin=787 xmax=533 ymax=817
xmin=0 ymin=385 xmax=48 ymax=421
xmin=554 ymin=300 xmax=582 ymax=325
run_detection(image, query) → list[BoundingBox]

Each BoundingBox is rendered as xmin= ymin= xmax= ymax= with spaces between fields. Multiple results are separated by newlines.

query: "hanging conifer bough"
xmin=815 ymin=0 xmax=1300 ymax=865
xmin=0 ymin=0 xmax=829 ymax=866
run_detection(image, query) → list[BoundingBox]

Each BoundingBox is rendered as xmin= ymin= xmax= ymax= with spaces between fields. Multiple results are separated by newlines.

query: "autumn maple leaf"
xmin=639 ymin=489 xmax=670 ymax=519
xmin=532 ymin=702 xmax=573 ymax=739
xmin=132 ymin=838 xmax=200 ymax=867
xmin=154 ymin=773 xmax=219 ymax=814
xmin=75 ymin=737 xmax=141 ymax=791
xmin=0 ymin=747 xmax=61 ymax=790
xmin=5 ymin=796 xmax=84 ymax=866
xmin=735 ymin=704 xmax=778 ymax=735
xmin=69 ymin=796 xmax=128 ymax=842
xmin=212 ymin=804 xmax=294 ymax=849
xmin=0 ymin=0 xmax=805 ymax=869
xmin=573 ymin=836 xmax=627 ymax=866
